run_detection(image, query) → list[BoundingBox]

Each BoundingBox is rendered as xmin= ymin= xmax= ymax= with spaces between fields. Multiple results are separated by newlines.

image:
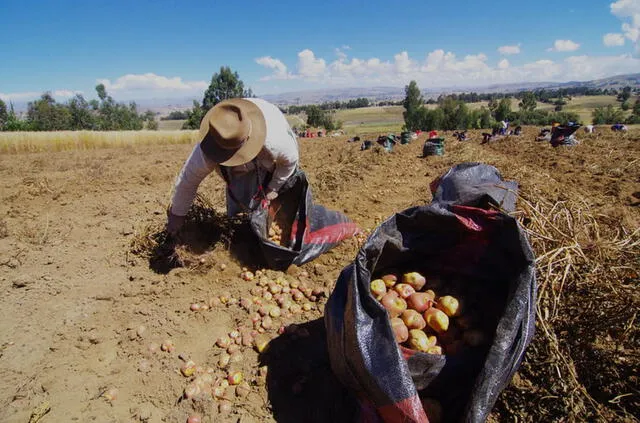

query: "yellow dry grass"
xmin=0 ymin=130 xmax=199 ymax=154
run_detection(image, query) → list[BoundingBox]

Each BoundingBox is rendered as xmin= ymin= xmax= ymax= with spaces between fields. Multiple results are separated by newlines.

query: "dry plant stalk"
xmin=514 ymin=187 xmax=639 ymax=421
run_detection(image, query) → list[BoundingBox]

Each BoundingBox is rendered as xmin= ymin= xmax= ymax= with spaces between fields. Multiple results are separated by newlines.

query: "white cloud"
xmin=97 ymin=73 xmax=207 ymax=94
xmin=603 ymin=32 xmax=626 ymax=46
xmin=610 ymin=0 xmax=640 ymax=55
xmin=394 ymin=51 xmax=413 ymax=74
xmin=0 ymin=90 xmax=82 ymax=102
xmin=498 ymin=44 xmax=521 ymax=55
xmin=334 ymin=48 xmax=348 ymax=60
xmin=255 ymin=56 xmax=292 ymax=80
xmin=547 ymin=39 xmax=581 ymax=52
xmin=255 ymin=48 xmax=640 ymax=89
xmin=297 ymin=49 xmax=326 ymax=78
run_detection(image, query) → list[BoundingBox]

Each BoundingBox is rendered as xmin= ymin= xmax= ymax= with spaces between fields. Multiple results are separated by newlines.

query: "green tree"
xmin=495 ymin=98 xmax=512 ymax=122
xmin=518 ymin=92 xmax=537 ymax=112
xmin=68 ymin=94 xmax=95 ymax=130
xmin=633 ymin=99 xmax=640 ymax=115
xmin=592 ymin=105 xmax=624 ymax=124
xmin=402 ymin=80 xmax=424 ymax=131
xmin=0 ymin=99 xmax=7 ymax=130
xmin=478 ymin=107 xmax=493 ymax=128
xmin=143 ymin=110 xmax=158 ymax=130
xmin=182 ymin=100 xmax=205 ymax=130
xmin=4 ymin=103 xmax=27 ymax=131
xmin=92 ymin=85 xmax=144 ymax=130
xmin=488 ymin=99 xmax=499 ymax=115
xmin=202 ymin=66 xmax=247 ymax=111
xmin=27 ymin=93 xmax=72 ymax=131
xmin=96 ymin=84 xmax=108 ymax=101
xmin=621 ymin=101 xmax=630 ymax=111
xmin=162 ymin=110 xmax=189 ymax=120
xmin=417 ymin=108 xmax=443 ymax=131
xmin=305 ymin=105 xmax=326 ymax=127
xmin=617 ymin=86 xmax=631 ymax=102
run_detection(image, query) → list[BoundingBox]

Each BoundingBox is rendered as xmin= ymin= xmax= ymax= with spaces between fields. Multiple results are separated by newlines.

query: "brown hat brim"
xmin=199 ymin=98 xmax=266 ymax=167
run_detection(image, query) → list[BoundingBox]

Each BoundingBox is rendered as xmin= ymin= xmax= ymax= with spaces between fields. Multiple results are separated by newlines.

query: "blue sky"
xmin=1 ymin=0 xmax=639 ymax=103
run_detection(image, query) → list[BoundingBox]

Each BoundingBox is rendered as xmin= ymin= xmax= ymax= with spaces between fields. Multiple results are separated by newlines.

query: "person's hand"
xmin=166 ymin=209 xmax=186 ymax=237
xmin=266 ymin=190 xmax=279 ymax=201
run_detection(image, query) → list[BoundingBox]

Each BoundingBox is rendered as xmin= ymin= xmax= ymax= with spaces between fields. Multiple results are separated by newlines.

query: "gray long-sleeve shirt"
xmin=170 ymin=98 xmax=299 ymax=216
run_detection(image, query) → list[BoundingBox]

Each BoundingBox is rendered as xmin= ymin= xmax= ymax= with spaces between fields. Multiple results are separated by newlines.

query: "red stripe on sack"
xmin=429 ymin=176 xmax=442 ymax=195
xmin=399 ymin=345 xmax=418 ymax=361
xmin=450 ymin=205 xmax=501 ymax=232
xmin=305 ymin=222 xmax=360 ymax=244
xmin=377 ymin=395 xmax=429 ymax=423
xmin=289 ymin=219 xmax=300 ymax=241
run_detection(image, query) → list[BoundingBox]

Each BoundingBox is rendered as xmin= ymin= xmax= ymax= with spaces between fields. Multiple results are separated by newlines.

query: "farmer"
xmin=611 ymin=123 xmax=628 ymax=132
xmin=166 ymin=98 xmax=299 ymax=236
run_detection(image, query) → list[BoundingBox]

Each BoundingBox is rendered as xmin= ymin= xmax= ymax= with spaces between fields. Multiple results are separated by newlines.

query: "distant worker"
xmin=360 ymin=140 xmax=373 ymax=151
xmin=611 ymin=123 xmax=628 ymax=132
xmin=453 ymin=130 xmax=467 ymax=141
xmin=584 ymin=124 xmax=595 ymax=134
xmin=428 ymin=130 xmax=439 ymax=139
xmin=166 ymin=98 xmax=299 ymax=236
xmin=500 ymin=120 xmax=508 ymax=135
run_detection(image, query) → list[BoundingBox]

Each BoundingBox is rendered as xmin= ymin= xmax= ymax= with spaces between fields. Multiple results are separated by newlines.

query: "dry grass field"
xmin=0 ymin=126 xmax=638 ymax=423
xmin=0 ymin=130 xmax=199 ymax=154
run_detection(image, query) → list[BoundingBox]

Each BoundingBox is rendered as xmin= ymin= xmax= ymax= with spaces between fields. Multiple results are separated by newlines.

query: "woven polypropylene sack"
xmin=423 ymin=139 xmax=444 ymax=156
xmin=325 ymin=163 xmax=536 ymax=422
xmin=250 ymin=169 xmax=360 ymax=270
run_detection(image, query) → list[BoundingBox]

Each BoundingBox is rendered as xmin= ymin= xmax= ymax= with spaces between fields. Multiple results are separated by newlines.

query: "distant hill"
xmin=262 ymin=73 xmax=640 ymax=105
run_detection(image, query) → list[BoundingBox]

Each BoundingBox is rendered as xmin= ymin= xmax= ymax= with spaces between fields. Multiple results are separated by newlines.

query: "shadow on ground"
xmin=259 ymin=319 xmax=358 ymax=423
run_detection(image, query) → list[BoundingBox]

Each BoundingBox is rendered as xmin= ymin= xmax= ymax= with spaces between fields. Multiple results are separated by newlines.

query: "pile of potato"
xmin=170 ymin=268 xmax=327 ymax=418
xmin=371 ymin=272 xmax=486 ymax=355
xmin=268 ymin=221 xmax=284 ymax=245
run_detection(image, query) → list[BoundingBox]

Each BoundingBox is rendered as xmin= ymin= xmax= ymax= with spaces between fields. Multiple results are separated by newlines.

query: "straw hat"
xmin=199 ymin=98 xmax=266 ymax=166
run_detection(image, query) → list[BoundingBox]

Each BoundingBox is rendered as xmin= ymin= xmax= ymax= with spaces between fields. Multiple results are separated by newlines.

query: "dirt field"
xmin=0 ymin=127 xmax=638 ymax=423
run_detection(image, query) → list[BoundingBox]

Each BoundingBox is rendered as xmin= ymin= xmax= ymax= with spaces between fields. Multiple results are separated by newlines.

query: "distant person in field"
xmin=611 ymin=123 xmax=628 ymax=132
xmin=166 ymin=98 xmax=299 ymax=236
xmin=500 ymin=120 xmax=508 ymax=135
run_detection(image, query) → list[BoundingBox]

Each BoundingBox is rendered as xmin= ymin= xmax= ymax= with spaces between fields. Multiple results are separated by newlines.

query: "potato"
xmin=402 ymin=272 xmax=426 ymax=291
xmin=407 ymin=329 xmax=436 ymax=352
xmin=400 ymin=309 xmax=426 ymax=330
xmin=424 ymin=308 xmax=449 ymax=333
xmin=436 ymin=295 xmax=460 ymax=317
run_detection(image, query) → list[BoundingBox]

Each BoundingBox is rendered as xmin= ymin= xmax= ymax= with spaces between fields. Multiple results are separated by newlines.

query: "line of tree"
xmin=0 ymin=85 xmax=157 ymax=131
xmin=440 ymin=85 xmax=637 ymax=104
xmin=285 ymin=97 xmax=371 ymax=114
xmin=161 ymin=110 xmax=190 ymax=120
xmin=593 ymin=98 xmax=640 ymax=124
xmin=303 ymin=105 xmax=342 ymax=131
xmin=403 ymin=81 xmax=582 ymax=131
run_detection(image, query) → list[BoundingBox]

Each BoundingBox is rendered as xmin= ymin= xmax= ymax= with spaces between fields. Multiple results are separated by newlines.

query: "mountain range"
xmin=260 ymin=73 xmax=640 ymax=105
